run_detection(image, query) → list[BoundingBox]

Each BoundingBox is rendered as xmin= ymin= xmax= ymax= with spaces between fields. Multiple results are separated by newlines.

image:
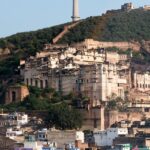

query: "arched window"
xmin=145 ymin=84 xmax=147 ymax=88
xmin=45 ymin=80 xmax=48 ymax=88
xmin=40 ymin=80 xmax=43 ymax=89
xmin=30 ymin=79 xmax=33 ymax=86
xmin=26 ymin=78 xmax=29 ymax=86
xmin=140 ymin=84 xmax=142 ymax=88
xmin=35 ymin=80 xmax=38 ymax=87
xmin=12 ymin=91 xmax=16 ymax=102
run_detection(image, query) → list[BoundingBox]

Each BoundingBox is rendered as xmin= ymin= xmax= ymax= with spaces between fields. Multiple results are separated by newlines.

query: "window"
xmin=30 ymin=79 xmax=33 ymax=86
xmin=145 ymin=108 xmax=149 ymax=112
xmin=140 ymin=84 xmax=142 ymax=88
xmin=45 ymin=80 xmax=48 ymax=88
xmin=35 ymin=80 xmax=38 ymax=87
xmin=43 ymin=57 xmax=48 ymax=62
xmin=40 ymin=80 xmax=43 ymax=89
xmin=26 ymin=78 xmax=29 ymax=86
xmin=12 ymin=91 xmax=16 ymax=102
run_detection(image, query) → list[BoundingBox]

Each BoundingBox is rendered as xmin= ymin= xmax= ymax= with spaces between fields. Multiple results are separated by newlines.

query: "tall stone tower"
xmin=72 ymin=0 xmax=80 ymax=22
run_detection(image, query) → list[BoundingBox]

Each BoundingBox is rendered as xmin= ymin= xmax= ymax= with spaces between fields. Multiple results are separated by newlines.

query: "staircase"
xmin=52 ymin=21 xmax=80 ymax=44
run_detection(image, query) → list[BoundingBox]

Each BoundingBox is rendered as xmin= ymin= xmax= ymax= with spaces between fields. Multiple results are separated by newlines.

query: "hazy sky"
xmin=0 ymin=0 xmax=149 ymax=38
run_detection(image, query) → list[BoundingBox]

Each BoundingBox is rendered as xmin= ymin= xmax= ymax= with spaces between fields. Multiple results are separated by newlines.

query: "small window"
xmin=43 ymin=57 xmax=48 ymax=62
xmin=30 ymin=79 xmax=33 ymax=86
xmin=26 ymin=78 xmax=29 ymax=86
xmin=145 ymin=84 xmax=147 ymax=88
xmin=40 ymin=80 xmax=43 ymax=89
xmin=145 ymin=108 xmax=149 ymax=112
xmin=45 ymin=80 xmax=48 ymax=88
xmin=35 ymin=80 xmax=38 ymax=87
xmin=12 ymin=91 xmax=16 ymax=102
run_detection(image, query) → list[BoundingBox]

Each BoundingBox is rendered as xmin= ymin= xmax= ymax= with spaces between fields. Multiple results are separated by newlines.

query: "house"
xmin=8 ymin=112 xmax=28 ymax=125
xmin=37 ymin=128 xmax=48 ymax=141
xmin=6 ymin=127 xmax=23 ymax=140
xmin=94 ymin=128 xmax=128 ymax=147
xmin=47 ymin=130 xmax=84 ymax=148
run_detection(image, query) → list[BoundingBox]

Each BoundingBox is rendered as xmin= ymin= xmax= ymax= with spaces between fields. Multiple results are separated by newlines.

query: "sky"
xmin=0 ymin=0 xmax=149 ymax=38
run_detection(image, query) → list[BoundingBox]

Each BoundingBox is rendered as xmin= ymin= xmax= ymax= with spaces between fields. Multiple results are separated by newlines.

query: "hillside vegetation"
xmin=0 ymin=9 xmax=149 ymax=78
xmin=0 ymin=9 xmax=149 ymax=54
xmin=59 ymin=9 xmax=150 ymax=43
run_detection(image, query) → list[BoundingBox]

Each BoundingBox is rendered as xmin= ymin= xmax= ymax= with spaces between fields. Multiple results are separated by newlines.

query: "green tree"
xmin=46 ymin=103 xmax=83 ymax=130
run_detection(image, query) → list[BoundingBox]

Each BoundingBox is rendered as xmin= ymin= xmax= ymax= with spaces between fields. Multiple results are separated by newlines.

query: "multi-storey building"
xmin=21 ymin=39 xmax=135 ymax=105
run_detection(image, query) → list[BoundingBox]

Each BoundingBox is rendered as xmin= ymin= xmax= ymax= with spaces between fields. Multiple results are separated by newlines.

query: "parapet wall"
xmin=73 ymin=39 xmax=141 ymax=51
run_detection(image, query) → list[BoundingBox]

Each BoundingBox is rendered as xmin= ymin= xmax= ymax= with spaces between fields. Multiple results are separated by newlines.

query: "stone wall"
xmin=73 ymin=39 xmax=141 ymax=51
xmin=105 ymin=110 xmax=144 ymax=128
xmin=80 ymin=107 xmax=104 ymax=130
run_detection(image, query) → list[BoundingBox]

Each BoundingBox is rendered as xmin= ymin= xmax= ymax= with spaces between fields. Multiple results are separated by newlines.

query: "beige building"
xmin=76 ymin=63 xmax=127 ymax=103
xmin=47 ymin=130 xmax=84 ymax=148
xmin=22 ymin=39 xmax=131 ymax=104
xmin=5 ymin=85 xmax=29 ymax=104
xmin=133 ymin=71 xmax=150 ymax=92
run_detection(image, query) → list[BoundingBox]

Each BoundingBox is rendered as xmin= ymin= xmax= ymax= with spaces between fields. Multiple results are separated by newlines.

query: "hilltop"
xmin=0 ymin=9 xmax=150 ymax=53
xmin=0 ymin=9 xmax=150 ymax=79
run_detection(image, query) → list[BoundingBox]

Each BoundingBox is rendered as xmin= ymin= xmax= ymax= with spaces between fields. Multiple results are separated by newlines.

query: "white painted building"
xmin=8 ymin=112 xmax=28 ymax=125
xmin=6 ymin=127 xmax=23 ymax=140
xmin=17 ymin=113 xmax=28 ymax=125
xmin=24 ymin=141 xmax=43 ymax=150
xmin=75 ymin=131 xmax=84 ymax=143
xmin=94 ymin=128 xmax=128 ymax=147
xmin=133 ymin=71 xmax=150 ymax=92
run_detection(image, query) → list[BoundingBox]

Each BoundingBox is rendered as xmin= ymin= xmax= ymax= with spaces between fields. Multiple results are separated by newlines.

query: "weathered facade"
xmin=133 ymin=71 xmax=150 ymax=92
xmin=5 ymin=85 xmax=29 ymax=104
xmin=21 ymin=39 xmax=150 ymax=105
